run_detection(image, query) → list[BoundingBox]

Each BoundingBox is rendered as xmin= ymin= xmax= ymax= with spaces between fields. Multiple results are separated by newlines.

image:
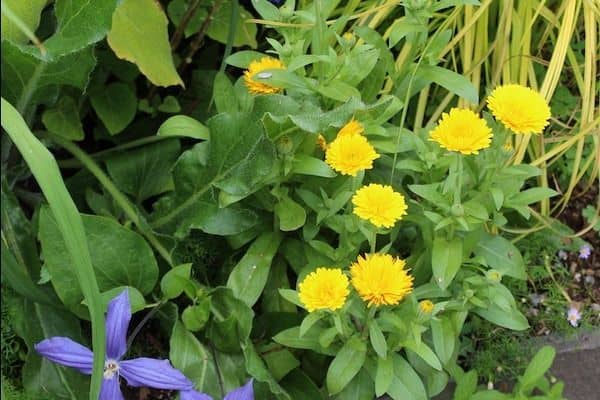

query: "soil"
xmin=554 ymin=182 xmax=599 ymax=305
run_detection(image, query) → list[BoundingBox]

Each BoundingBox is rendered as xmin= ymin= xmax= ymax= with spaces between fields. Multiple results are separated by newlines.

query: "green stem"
xmin=51 ymin=136 xmax=174 ymax=267
xmin=453 ymin=153 xmax=463 ymax=207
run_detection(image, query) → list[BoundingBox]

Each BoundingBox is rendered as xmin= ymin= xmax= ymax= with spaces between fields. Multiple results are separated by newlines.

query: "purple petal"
xmin=99 ymin=376 xmax=124 ymax=400
xmin=120 ymin=357 xmax=193 ymax=390
xmin=180 ymin=390 xmax=213 ymax=400
xmin=105 ymin=289 xmax=131 ymax=360
xmin=224 ymin=379 xmax=254 ymax=400
xmin=34 ymin=337 xmax=93 ymax=374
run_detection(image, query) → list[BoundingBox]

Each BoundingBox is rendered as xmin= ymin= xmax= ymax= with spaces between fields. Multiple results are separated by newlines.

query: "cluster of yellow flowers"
xmin=429 ymin=84 xmax=551 ymax=154
xmin=298 ymin=253 xmax=415 ymax=312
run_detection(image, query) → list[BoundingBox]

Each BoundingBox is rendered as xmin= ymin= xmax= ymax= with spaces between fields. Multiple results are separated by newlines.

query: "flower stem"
xmin=453 ymin=152 xmax=463 ymax=207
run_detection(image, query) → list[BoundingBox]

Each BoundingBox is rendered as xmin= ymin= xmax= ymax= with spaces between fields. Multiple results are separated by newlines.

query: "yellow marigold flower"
xmin=298 ymin=268 xmax=350 ymax=312
xmin=243 ymin=57 xmax=285 ymax=95
xmin=419 ymin=300 xmax=434 ymax=314
xmin=352 ymin=184 xmax=407 ymax=228
xmin=350 ymin=253 xmax=414 ymax=307
xmin=487 ymin=84 xmax=551 ymax=134
xmin=325 ymin=135 xmax=379 ymax=176
xmin=337 ymin=119 xmax=364 ymax=138
xmin=317 ymin=134 xmax=328 ymax=151
xmin=429 ymin=108 xmax=492 ymax=155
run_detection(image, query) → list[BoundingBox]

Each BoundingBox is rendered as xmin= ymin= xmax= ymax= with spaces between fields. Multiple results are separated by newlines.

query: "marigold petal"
xmin=429 ymin=108 xmax=492 ymax=155
xmin=325 ymin=135 xmax=379 ymax=176
xmin=352 ymin=184 xmax=407 ymax=228
xmin=298 ymin=268 xmax=350 ymax=312
xmin=487 ymin=84 xmax=551 ymax=134
xmin=243 ymin=57 xmax=285 ymax=95
xmin=350 ymin=253 xmax=413 ymax=307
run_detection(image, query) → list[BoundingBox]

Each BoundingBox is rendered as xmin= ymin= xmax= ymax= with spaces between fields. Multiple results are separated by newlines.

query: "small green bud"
xmin=451 ymin=204 xmax=464 ymax=217
xmin=464 ymin=289 xmax=474 ymax=298
xmin=277 ymin=135 xmax=294 ymax=155
xmin=486 ymin=269 xmax=502 ymax=283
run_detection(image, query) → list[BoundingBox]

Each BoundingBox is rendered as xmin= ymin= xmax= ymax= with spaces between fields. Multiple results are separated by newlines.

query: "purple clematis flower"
xmin=35 ymin=290 xmax=255 ymax=400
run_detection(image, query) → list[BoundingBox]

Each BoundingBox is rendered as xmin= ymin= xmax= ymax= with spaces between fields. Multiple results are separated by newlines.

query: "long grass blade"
xmin=1 ymin=97 xmax=105 ymax=400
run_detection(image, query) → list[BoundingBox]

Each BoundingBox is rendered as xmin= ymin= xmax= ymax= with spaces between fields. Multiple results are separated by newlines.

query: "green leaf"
xmin=42 ymin=0 xmax=119 ymax=56
xmin=214 ymin=72 xmax=239 ymax=114
xmin=14 ymin=299 xmax=90 ymax=399
xmin=453 ymin=370 xmax=478 ymax=400
xmin=105 ymin=139 xmax=180 ymax=202
xmin=151 ymin=112 xmax=271 ymax=236
xmin=1 ymin=42 xmax=96 ymax=108
xmin=375 ymin=356 xmax=394 ymax=396
xmin=404 ymin=340 xmax=442 ymax=371
xmin=1 ymin=98 xmax=105 ymax=399
xmin=280 ymin=369 xmax=324 ymax=400
xmin=278 ymin=289 xmax=303 ymax=308
xmin=275 ymin=196 xmax=307 ymax=231
xmin=166 ymin=0 xmax=208 ymax=38
xmin=318 ymin=80 xmax=362 ymax=102
xmin=474 ymin=303 xmax=529 ymax=330
xmin=474 ymin=233 xmax=526 ymax=280
xmin=291 ymin=154 xmax=336 ymax=177
xmin=262 ymin=346 xmax=300 ymax=381
xmin=432 ymin=235 xmax=463 ymax=290
xmin=431 ymin=316 xmax=455 ymax=365
xmin=225 ymin=50 xmax=265 ymax=68
xmin=107 ymin=0 xmax=183 ymax=87
xmin=42 ymin=96 xmax=84 ymax=141
xmin=519 ymin=346 xmax=556 ymax=393
xmin=38 ymin=207 xmax=159 ymax=308
xmin=326 ymin=336 xmax=367 ymax=395
xmin=333 ymin=369 xmax=374 ymax=400
xmin=227 ymin=232 xmax=283 ymax=306
xmin=207 ymin=0 xmax=257 ymax=48
xmin=273 ymin=326 xmax=336 ymax=355
xmin=242 ymin=342 xmax=291 ymax=399
xmin=89 ymin=82 xmax=137 ymax=135
xmin=170 ymin=320 xmax=220 ymax=396
xmin=0 ymin=0 xmax=46 ymax=44
xmin=182 ymin=298 xmax=211 ymax=332
xmin=419 ymin=65 xmax=478 ymax=104
xmin=157 ymin=115 xmax=210 ymax=140
xmin=387 ymin=353 xmax=428 ymax=400
xmin=507 ymin=187 xmax=558 ymax=206
xmin=161 ymin=263 xmax=192 ymax=300
xmin=369 ymin=320 xmax=387 ymax=359
xmin=98 ymin=286 xmax=145 ymax=313
xmin=299 ymin=312 xmax=325 ymax=337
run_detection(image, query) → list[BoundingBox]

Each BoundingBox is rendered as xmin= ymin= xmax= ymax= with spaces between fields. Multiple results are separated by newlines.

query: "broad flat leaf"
xmin=387 ymin=354 xmax=427 ymax=400
xmin=0 ymin=0 xmax=46 ymax=44
xmin=207 ymin=0 xmax=257 ymax=48
xmin=107 ymin=0 xmax=183 ymax=87
xmin=105 ymin=138 xmax=181 ymax=202
xmin=431 ymin=235 xmax=463 ymax=289
xmin=519 ymin=346 xmax=555 ymax=391
xmin=42 ymin=96 xmax=84 ymax=140
xmin=44 ymin=0 xmax=119 ymax=56
xmin=150 ymin=112 xmax=272 ymax=237
xmin=474 ymin=303 xmax=529 ymax=331
xmin=157 ymin=115 xmax=209 ymax=140
xmin=7 ymin=297 xmax=89 ymax=399
xmin=474 ymin=233 xmax=526 ymax=280
xmin=242 ymin=342 xmax=291 ymax=399
xmin=227 ymin=232 xmax=283 ymax=306
xmin=419 ymin=65 xmax=478 ymax=104
xmin=333 ymin=369 xmax=374 ymax=400
xmin=1 ymin=41 xmax=96 ymax=107
xmin=326 ymin=336 xmax=367 ymax=394
xmin=280 ymin=369 xmax=323 ymax=400
xmin=38 ymin=207 xmax=159 ymax=308
xmin=275 ymin=196 xmax=306 ymax=231
xmin=89 ymin=82 xmax=137 ymax=135
xmin=170 ymin=321 xmax=221 ymax=398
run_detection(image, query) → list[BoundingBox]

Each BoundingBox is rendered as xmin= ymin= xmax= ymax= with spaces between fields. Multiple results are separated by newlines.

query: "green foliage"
xmin=1 ymin=0 xmax=585 ymax=399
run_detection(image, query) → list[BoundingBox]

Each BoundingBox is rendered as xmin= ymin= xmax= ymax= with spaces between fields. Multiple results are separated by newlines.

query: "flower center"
xmin=103 ymin=359 xmax=120 ymax=379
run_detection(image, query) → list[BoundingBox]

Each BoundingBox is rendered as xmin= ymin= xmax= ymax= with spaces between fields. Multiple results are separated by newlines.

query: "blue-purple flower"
xmin=35 ymin=290 xmax=254 ymax=400
xmin=579 ymin=244 xmax=592 ymax=260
